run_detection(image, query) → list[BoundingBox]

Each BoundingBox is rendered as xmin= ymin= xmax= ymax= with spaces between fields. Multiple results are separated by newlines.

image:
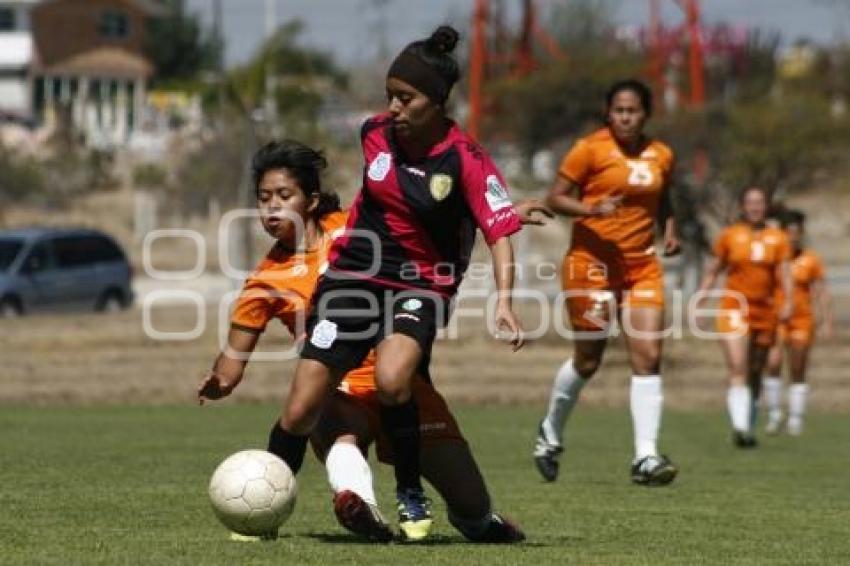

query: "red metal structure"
xmin=467 ymin=0 xmax=565 ymax=140
xmin=647 ymin=0 xmax=706 ymax=109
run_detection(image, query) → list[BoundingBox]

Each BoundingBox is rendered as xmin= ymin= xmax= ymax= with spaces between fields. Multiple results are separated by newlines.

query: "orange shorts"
xmin=716 ymin=295 xmax=778 ymax=347
xmin=562 ymin=251 xmax=664 ymax=331
xmin=337 ymin=377 xmax=465 ymax=465
xmin=777 ymin=316 xmax=815 ymax=348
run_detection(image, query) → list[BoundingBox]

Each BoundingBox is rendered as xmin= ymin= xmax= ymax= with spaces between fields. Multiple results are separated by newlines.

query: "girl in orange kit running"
xmin=534 ymin=79 xmax=680 ymax=486
xmin=763 ymin=209 xmax=833 ymax=436
xmin=696 ymin=186 xmax=793 ymax=447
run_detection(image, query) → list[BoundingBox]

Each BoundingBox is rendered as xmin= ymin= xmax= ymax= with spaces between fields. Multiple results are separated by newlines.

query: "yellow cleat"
xmin=396 ymin=488 xmax=433 ymax=542
xmin=399 ymin=518 xmax=433 ymax=542
xmin=228 ymin=531 xmax=278 ymax=542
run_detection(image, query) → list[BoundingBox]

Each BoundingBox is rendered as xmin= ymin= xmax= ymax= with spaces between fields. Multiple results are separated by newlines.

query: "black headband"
xmin=387 ymin=50 xmax=451 ymax=104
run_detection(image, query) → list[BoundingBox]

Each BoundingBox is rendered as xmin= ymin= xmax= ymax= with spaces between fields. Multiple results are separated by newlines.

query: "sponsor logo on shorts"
xmin=368 ymin=152 xmax=392 ymax=182
xmin=310 ymin=319 xmax=338 ymax=349
xmin=402 ymin=298 xmax=423 ymax=312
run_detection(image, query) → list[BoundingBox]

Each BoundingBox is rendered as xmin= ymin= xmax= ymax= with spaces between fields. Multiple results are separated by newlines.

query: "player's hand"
xmin=663 ymin=236 xmax=682 ymax=257
xmin=778 ymin=301 xmax=793 ymax=323
xmin=515 ymin=198 xmax=554 ymax=226
xmin=494 ymin=302 xmax=525 ymax=351
xmin=590 ymin=195 xmax=623 ymax=217
xmin=198 ymin=371 xmax=240 ymax=405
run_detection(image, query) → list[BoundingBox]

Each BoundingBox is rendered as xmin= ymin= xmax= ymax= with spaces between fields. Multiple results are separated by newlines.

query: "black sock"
xmin=267 ymin=422 xmax=308 ymax=474
xmin=380 ymin=399 xmax=422 ymax=492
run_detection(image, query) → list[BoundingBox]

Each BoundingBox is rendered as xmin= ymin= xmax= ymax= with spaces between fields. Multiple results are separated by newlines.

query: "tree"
xmin=146 ymin=0 xmax=220 ymax=85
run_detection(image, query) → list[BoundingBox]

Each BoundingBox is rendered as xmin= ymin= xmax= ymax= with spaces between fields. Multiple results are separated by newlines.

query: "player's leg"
xmin=373 ymin=293 xmax=441 ymax=541
xmin=621 ymin=305 xmax=677 ymax=486
xmin=535 ymin=256 xmax=614 ymax=482
xmin=311 ymin=393 xmax=393 ymax=542
xmin=268 ymin=358 xmax=343 ymax=474
xmin=421 ymin=442 xmax=524 ymax=543
xmin=786 ymin=341 xmax=811 ymax=435
xmin=535 ymin=336 xmax=608 ymax=481
xmin=747 ymin=336 xmax=771 ymax=431
xmin=721 ymin=333 xmax=756 ymax=447
xmin=764 ymin=331 xmax=786 ymax=434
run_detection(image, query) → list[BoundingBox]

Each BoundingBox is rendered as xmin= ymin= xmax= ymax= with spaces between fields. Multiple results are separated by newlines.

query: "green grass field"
xmin=2 ymin=405 xmax=849 ymax=565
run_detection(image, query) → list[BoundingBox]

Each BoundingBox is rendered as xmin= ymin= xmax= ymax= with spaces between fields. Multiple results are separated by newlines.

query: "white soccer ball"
xmin=208 ymin=450 xmax=297 ymax=536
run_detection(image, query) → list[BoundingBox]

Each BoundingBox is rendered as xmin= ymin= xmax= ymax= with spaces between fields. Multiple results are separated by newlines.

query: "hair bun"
xmin=427 ymin=25 xmax=459 ymax=54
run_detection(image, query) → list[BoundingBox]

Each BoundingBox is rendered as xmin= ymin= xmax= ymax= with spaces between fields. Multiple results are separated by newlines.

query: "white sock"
xmin=763 ymin=376 xmax=783 ymax=421
xmin=541 ymin=359 xmax=587 ymax=446
xmin=788 ymin=383 xmax=809 ymax=432
xmin=630 ymin=375 xmax=663 ymax=459
xmin=727 ymin=384 xmax=752 ymax=433
xmin=325 ymin=443 xmax=377 ymax=506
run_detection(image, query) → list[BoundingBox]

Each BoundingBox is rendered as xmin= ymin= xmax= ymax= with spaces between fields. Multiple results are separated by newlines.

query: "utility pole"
xmin=212 ymin=0 xmax=225 ymax=118
xmin=264 ymin=0 xmax=278 ymax=128
xmin=468 ymin=0 xmax=487 ymax=141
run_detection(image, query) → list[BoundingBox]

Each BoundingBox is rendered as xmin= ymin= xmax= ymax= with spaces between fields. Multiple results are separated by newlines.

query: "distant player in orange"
xmin=199 ymin=140 xmax=534 ymax=542
xmin=534 ymin=79 xmax=680 ymax=486
xmin=763 ymin=209 xmax=833 ymax=436
xmin=696 ymin=186 xmax=793 ymax=448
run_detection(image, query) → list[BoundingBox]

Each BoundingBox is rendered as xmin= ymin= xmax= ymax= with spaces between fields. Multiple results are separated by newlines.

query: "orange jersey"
xmin=713 ymin=223 xmax=791 ymax=303
xmin=229 ymin=210 xmax=376 ymax=390
xmin=776 ymin=249 xmax=825 ymax=320
xmin=559 ymin=127 xmax=675 ymax=260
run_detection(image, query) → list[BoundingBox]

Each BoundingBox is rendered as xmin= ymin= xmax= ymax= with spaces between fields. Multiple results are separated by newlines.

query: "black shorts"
xmin=300 ymin=275 xmax=450 ymax=375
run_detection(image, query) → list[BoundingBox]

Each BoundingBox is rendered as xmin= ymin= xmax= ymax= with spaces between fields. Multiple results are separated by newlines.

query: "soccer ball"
xmin=208 ymin=450 xmax=297 ymax=536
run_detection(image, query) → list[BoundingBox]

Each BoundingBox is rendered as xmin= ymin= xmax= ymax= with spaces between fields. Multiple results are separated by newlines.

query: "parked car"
xmin=0 ymin=228 xmax=133 ymax=317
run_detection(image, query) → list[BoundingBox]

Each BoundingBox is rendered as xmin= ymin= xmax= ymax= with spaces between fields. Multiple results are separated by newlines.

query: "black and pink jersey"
xmin=328 ymin=113 xmax=522 ymax=297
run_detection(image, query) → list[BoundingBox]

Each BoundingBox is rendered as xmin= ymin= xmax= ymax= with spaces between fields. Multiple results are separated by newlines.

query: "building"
xmin=29 ymin=0 xmax=164 ymax=146
xmin=0 ymin=0 xmax=38 ymax=121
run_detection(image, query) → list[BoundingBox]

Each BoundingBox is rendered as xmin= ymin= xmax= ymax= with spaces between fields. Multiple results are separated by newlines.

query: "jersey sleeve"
xmin=557 ymin=139 xmax=593 ymax=185
xmin=458 ymin=143 xmax=522 ymax=245
xmin=230 ymin=275 xmax=282 ymax=334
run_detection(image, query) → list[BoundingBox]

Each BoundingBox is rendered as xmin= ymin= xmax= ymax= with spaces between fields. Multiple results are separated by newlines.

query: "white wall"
xmin=0 ymin=76 xmax=29 ymax=114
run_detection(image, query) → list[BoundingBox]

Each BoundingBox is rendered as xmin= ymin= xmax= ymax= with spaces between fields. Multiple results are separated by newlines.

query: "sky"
xmin=184 ymin=0 xmax=850 ymax=68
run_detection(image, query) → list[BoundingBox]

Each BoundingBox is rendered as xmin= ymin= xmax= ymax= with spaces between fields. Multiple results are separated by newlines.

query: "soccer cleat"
xmin=732 ymin=431 xmax=759 ymax=449
xmin=396 ymin=487 xmax=433 ymax=542
xmin=765 ymin=412 xmax=784 ymax=436
xmin=787 ymin=417 xmax=804 ymax=436
xmin=450 ymin=512 xmax=526 ymax=544
xmin=533 ymin=421 xmax=564 ymax=482
xmin=630 ymin=455 xmax=678 ymax=486
xmin=228 ymin=531 xmax=278 ymax=542
xmin=333 ymin=490 xmax=393 ymax=543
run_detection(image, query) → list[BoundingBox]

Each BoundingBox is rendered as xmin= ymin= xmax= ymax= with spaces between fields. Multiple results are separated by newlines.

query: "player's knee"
xmin=573 ymin=356 xmax=601 ymax=378
xmin=375 ymin=366 xmax=414 ymax=405
xmin=281 ymin=401 xmax=321 ymax=435
xmin=633 ymin=345 xmax=661 ymax=375
xmin=375 ymin=378 xmax=411 ymax=405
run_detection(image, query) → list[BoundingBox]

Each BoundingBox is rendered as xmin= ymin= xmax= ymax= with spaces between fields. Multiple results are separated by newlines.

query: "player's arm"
xmin=514 ymin=198 xmax=553 ymax=226
xmin=198 ymin=328 xmax=261 ymax=405
xmin=489 ymin=236 xmax=524 ymax=351
xmin=812 ymin=279 xmax=834 ymax=339
xmin=658 ymin=185 xmax=681 ymax=256
xmin=545 ymin=176 xmax=621 ymax=218
xmin=778 ymin=260 xmax=794 ymax=322
xmin=695 ymin=255 xmax=727 ymax=308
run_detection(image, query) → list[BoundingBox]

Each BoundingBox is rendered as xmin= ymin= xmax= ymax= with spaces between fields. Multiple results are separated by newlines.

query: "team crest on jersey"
xmin=310 ymin=319 xmax=338 ymax=349
xmin=368 ymin=152 xmax=392 ymax=182
xmin=429 ymin=174 xmax=453 ymax=201
xmin=485 ymin=175 xmax=511 ymax=211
